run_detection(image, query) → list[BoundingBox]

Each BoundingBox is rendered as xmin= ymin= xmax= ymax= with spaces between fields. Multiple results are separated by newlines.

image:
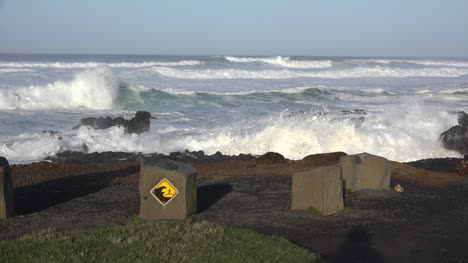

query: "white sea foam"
xmin=0 ymin=133 xmax=62 ymax=163
xmin=438 ymin=87 xmax=468 ymax=94
xmin=0 ymin=68 xmax=34 ymax=73
xmin=109 ymin=60 xmax=202 ymax=68
xmin=0 ymin=60 xmax=202 ymax=69
xmin=225 ymin=56 xmax=333 ymax=68
xmin=4 ymin=103 xmax=460 ymax=164
xmin=0 ymin=67 xmax=119 ymax=110
xmin=172 ymin=106 xmax=458 ymax=162
xmin=412 ymin=61 xmax=468 ymax=67
xmin=0 ymin=62 xmax=103 ymax=69
xmin=151 ymin=66 xmax=468 ymax=79
xmin=359 ymin=59 xmax=468 ymax=68
xmin=416 ymin=89 xmax=431 ymax=94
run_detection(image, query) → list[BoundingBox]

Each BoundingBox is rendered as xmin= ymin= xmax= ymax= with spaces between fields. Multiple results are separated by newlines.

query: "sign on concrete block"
xmin=291 ymin=165 xmax=344 ymax=215
xmin=139 ymin=157 xmax=197 ymax=220
xmin=340 ymin=153 xmax=391 ymax=192
xmin=150 ymin=178 xmax=179 ymax=206
xmin=0 ymin=157 xmax=14 ymax=220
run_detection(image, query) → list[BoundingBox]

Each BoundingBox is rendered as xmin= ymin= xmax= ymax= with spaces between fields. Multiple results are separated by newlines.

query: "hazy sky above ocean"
xmin=0 ymin=0 xmax=467 ymax=56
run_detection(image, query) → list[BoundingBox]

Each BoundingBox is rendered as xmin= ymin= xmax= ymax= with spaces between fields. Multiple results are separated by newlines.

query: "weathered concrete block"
xmin=291 ymin=165 xmax=344 ymax=215
xmin=340 ymin=153 xmax=391 ymax=192
xmin=0 ymin=157 xmax=14 ymax=220
xmin=139 ymin=157 xmax=197 ymax=220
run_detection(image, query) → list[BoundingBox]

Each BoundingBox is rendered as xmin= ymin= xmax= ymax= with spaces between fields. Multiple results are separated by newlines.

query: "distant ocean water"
xmin=1 ymin=54 xmax=468 ymax=163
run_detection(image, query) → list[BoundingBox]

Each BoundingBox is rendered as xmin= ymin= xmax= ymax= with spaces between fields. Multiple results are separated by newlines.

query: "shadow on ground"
xmin=197 ymin=183 xmax=233 ymax=213
xmin=14 ymin=165 xmax=140 ymax=215
xmin=325 ymin=225 xmax=386 ymax=263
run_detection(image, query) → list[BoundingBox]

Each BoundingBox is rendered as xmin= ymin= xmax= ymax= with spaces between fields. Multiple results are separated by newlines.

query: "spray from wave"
xmin=0 ymin=67 xmax=119 ymax=110
xmin=172 ymin=106 xmax=457 ymax=161
xmin=0 ymin=105 xmax=459 ymax=163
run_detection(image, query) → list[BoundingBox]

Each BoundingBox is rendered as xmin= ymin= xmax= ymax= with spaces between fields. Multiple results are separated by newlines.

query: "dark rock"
xmin=46 ymin=151 xmax=150 ymax=164
xmin=406 ymin=157 xmax=462 ymax=173
xmin=341 ymin=109 xmax=366 ymax=115
xmin=439 ymin=111 xmax=468 ymax=155
xmin=124 ymin=111 xmax=151 ymax=134
xmin=113 ymin=117 xmax=126 ymax=126
xmin=81 ymin=143 xmax=89 ymax=153
xmin=440 ymin=125 xmax=468 ymax=155
xmin=97 ymin=116 xmax=114 ymax=129
xmin=73 ymin=111 xmax=152 ymax=134
xmin=42 ymin=130 xmax=60 ymax=135
xmin=256 ymin=152 xmax=288 ymax=165
xmin=456 ymin=160 xmax=468 ymax=177
xmin=45 ymin=150 xmax=256 ymax=164
xmin=457 ymin=111 xmax=468 ymax=127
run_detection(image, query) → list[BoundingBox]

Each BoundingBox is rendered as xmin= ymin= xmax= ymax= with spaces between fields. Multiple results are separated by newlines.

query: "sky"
xmin=0 ymin=0 xmax=467 ymax=57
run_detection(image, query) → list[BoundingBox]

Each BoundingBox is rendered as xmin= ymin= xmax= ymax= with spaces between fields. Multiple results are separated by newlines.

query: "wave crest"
xmin=0 ymin=60 xmax=202 ymax=69
xmin=0 ymin=67 xmax=119 ymax=110
xmin=225 ymin=56 xmax=333 ymax=68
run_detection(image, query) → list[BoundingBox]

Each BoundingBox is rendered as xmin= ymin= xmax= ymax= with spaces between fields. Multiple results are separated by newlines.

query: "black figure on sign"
xmin=152 ymin=186 xmax=172 ymax=204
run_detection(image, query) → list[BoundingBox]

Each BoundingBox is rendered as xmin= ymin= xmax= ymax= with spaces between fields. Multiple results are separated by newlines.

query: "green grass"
xmin=0 ymin=221 xmax=316 ymax=263
xmin=307 ymin=206 xmax=322 ymax=216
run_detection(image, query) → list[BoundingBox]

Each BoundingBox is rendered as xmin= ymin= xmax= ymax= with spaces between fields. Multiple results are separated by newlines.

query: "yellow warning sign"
xmin=150 ymin=178 xmax=179 ymax=206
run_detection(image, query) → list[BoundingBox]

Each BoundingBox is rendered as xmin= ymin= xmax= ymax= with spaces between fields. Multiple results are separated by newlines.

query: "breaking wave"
xmin=173 ymin=109 xmax=457 ymax=161
xmin=0 ymin=67 xmax=119 ymax=110
xmin=225 ymin=56 xmax=333 ymax=68
xmin=0 ymin=106 xmax=459 ymax=163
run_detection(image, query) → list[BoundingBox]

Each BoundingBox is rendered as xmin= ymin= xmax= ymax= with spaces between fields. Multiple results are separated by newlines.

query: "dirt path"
xmin=1 ymin=153 xmax=467 ymax=262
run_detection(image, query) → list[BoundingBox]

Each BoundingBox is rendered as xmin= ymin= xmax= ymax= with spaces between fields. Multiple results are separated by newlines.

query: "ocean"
xmin=1 ymin=54 xmax=467 ymax=164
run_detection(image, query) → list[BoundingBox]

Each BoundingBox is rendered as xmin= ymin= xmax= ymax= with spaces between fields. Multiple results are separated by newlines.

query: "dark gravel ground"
xmin=1 ymin=153 xmax=467 ymax=263
xmin=195 ymin=175 xmax=468 ymax=263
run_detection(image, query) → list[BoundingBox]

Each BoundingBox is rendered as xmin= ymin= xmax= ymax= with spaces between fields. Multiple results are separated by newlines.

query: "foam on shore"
xmin=0 ymin=107 xmax=459 ymax=164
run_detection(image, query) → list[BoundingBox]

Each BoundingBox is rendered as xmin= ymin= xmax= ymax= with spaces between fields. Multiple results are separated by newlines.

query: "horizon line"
xmin=0 ymin=52 xmax=467 ymax=60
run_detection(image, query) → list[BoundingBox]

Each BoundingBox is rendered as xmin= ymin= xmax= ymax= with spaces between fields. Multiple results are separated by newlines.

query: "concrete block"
xmin=340 ymin=153 xmax=391 ymax=192
xmin=139 ymin=157 xmax=197 ymax=220
xmin=0 ymin=157 xmax=14 ymax=220
xmin=291 ymin=165 xmax=344 ymax=215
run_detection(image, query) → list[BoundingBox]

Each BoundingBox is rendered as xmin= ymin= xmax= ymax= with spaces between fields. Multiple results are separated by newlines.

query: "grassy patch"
xmin=307 ymin=206 xmax=322 ymax=216
xmin=0 ymin=221 xmax=316 ymax=263
xmin=133 ymin=216 xmax=146 ymax=225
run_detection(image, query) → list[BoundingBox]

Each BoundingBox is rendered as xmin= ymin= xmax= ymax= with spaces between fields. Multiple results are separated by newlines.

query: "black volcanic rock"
xmin=440 ymin=111 xmax=468 ymax=155
xmin=457 ymin=111 xmax=468 ymax=127
xmin=73 ymin=111 xmax=152 ymax=134
xmin=125 ymin=111 xmax=151 ymax=134
xmin=440 ymin=125 xmax=468 ymax=155
xmin=406 ymin=157 xmax=462 ymax=173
